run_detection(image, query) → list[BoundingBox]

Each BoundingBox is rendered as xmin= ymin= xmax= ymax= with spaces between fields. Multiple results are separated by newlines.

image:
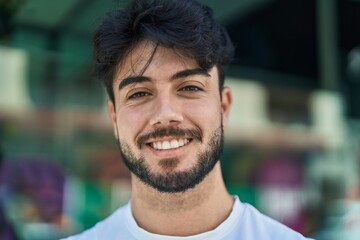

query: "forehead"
xmin=115 ymin=41 xmax=200 ymax=82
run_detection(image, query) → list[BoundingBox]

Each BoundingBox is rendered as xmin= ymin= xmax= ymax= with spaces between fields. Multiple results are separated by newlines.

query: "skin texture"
xmin=108 ymin=41 xmax=234 ymax=236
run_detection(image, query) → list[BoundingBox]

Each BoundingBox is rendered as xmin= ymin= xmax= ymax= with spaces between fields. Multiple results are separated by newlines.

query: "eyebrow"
xmin=171 ymin=68 xmax=211 ymax=80
xmin=118 ymin=68 xmax=210 ymax=91
xmin=118 ymin=76 xmax=151 ymax=91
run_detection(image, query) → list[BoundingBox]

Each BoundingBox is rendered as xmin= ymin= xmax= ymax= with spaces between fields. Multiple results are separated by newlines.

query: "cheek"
xmin=184 ymin=98 xmax=222 ymax=125
xmin=116 ymin=109 xmax=147 ymax=139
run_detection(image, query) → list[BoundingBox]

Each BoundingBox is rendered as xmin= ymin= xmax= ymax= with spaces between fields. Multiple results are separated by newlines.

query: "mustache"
xmin=137 ymin=127 xmax=202 ymax=148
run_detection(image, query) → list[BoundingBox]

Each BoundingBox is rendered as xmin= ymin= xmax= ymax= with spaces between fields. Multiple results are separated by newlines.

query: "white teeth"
xmin=152 ymin=142 xmax=162 ymax=149
xmin=150 ymin=139 xmax=190 ymax=150
xmin=162 ymin=141 xmax=171 ymax=150
xmin=170 ymin=140 xmax=179 ymax=148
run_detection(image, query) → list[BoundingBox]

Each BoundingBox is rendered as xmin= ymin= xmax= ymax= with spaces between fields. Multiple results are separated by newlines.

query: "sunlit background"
xmin=1 ymin=0 xmax=360 ymax=239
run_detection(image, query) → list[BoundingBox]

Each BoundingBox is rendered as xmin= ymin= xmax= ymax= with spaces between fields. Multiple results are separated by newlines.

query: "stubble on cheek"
xmin=158 ymin=158 xmax=180 ymax=171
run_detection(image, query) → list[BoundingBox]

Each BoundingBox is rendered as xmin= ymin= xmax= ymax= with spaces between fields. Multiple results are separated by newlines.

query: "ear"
xmin=107 ymin=100 xmax=118 ymax=139
xmin=221 ymin=87 xmax=232 ymax=129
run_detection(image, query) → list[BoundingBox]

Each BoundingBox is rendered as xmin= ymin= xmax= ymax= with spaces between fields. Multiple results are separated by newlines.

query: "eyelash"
xmin=127 ymin=85 xmax=203 ymax=100
xmin=180 ymin=85 xmax=203 ymax=92
xmin=128 ymin=91 xmax=151 ymax=100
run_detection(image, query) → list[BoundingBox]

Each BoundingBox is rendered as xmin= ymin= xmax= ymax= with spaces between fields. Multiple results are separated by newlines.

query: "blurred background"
xmin=0 ymin=0 xmax=360 ymax=239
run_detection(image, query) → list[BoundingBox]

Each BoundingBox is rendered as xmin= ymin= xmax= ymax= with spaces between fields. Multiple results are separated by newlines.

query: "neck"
xmin=131 ymin=162 xmax=234 ymax=236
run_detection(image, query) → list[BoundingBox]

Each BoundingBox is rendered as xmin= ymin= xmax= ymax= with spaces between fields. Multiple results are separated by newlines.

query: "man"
xmin=63 ymin=0 xmax=313 ymax=239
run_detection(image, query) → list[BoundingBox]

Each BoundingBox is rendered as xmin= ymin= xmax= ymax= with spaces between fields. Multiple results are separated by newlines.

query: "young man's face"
xmin=108 ymin=41 xmax=232 ymax=193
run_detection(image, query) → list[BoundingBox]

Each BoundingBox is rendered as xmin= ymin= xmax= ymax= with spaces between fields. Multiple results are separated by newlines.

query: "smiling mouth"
xmin=147 ymin=138 xmax=192 ymax=150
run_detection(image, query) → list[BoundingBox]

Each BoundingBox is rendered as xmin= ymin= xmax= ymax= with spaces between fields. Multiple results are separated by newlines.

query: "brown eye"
xmin=128 ymin=91 xmax=151 ymax=99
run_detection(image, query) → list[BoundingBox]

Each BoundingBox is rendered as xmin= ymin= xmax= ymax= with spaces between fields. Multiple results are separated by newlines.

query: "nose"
xmin=149 ymin=93 xmax=183 ymax=127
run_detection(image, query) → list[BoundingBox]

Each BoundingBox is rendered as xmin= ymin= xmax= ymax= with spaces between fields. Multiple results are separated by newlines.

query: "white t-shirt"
xmin=62 ymin=196 xmax=313 ymax=240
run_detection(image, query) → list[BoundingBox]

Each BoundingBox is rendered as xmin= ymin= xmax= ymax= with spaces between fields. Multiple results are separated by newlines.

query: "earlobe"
xmin=107 ymin=100 xmax=119 ymax=139
xmin=221 ymin=87 xmax=232 ymax=128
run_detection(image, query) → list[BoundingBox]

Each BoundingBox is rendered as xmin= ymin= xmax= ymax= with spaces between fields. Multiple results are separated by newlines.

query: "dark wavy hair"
xmin=94 ymin=0 xmax=234 ymax=103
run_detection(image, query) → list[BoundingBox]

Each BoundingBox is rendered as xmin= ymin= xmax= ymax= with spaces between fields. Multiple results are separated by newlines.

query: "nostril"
xmin=149 ymin=112 xmax=183 ymax=126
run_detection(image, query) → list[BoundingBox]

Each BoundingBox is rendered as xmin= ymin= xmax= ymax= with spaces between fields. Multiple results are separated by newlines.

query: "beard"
xmin=116 ymin=125 xmax=224 ymax=193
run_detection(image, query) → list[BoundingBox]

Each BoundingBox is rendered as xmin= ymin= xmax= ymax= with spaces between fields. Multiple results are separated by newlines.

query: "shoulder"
xmin=235 ymin=201 xmax=313 ymax=240
xmin=60 ymin=204 xmax=129 ymax=240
